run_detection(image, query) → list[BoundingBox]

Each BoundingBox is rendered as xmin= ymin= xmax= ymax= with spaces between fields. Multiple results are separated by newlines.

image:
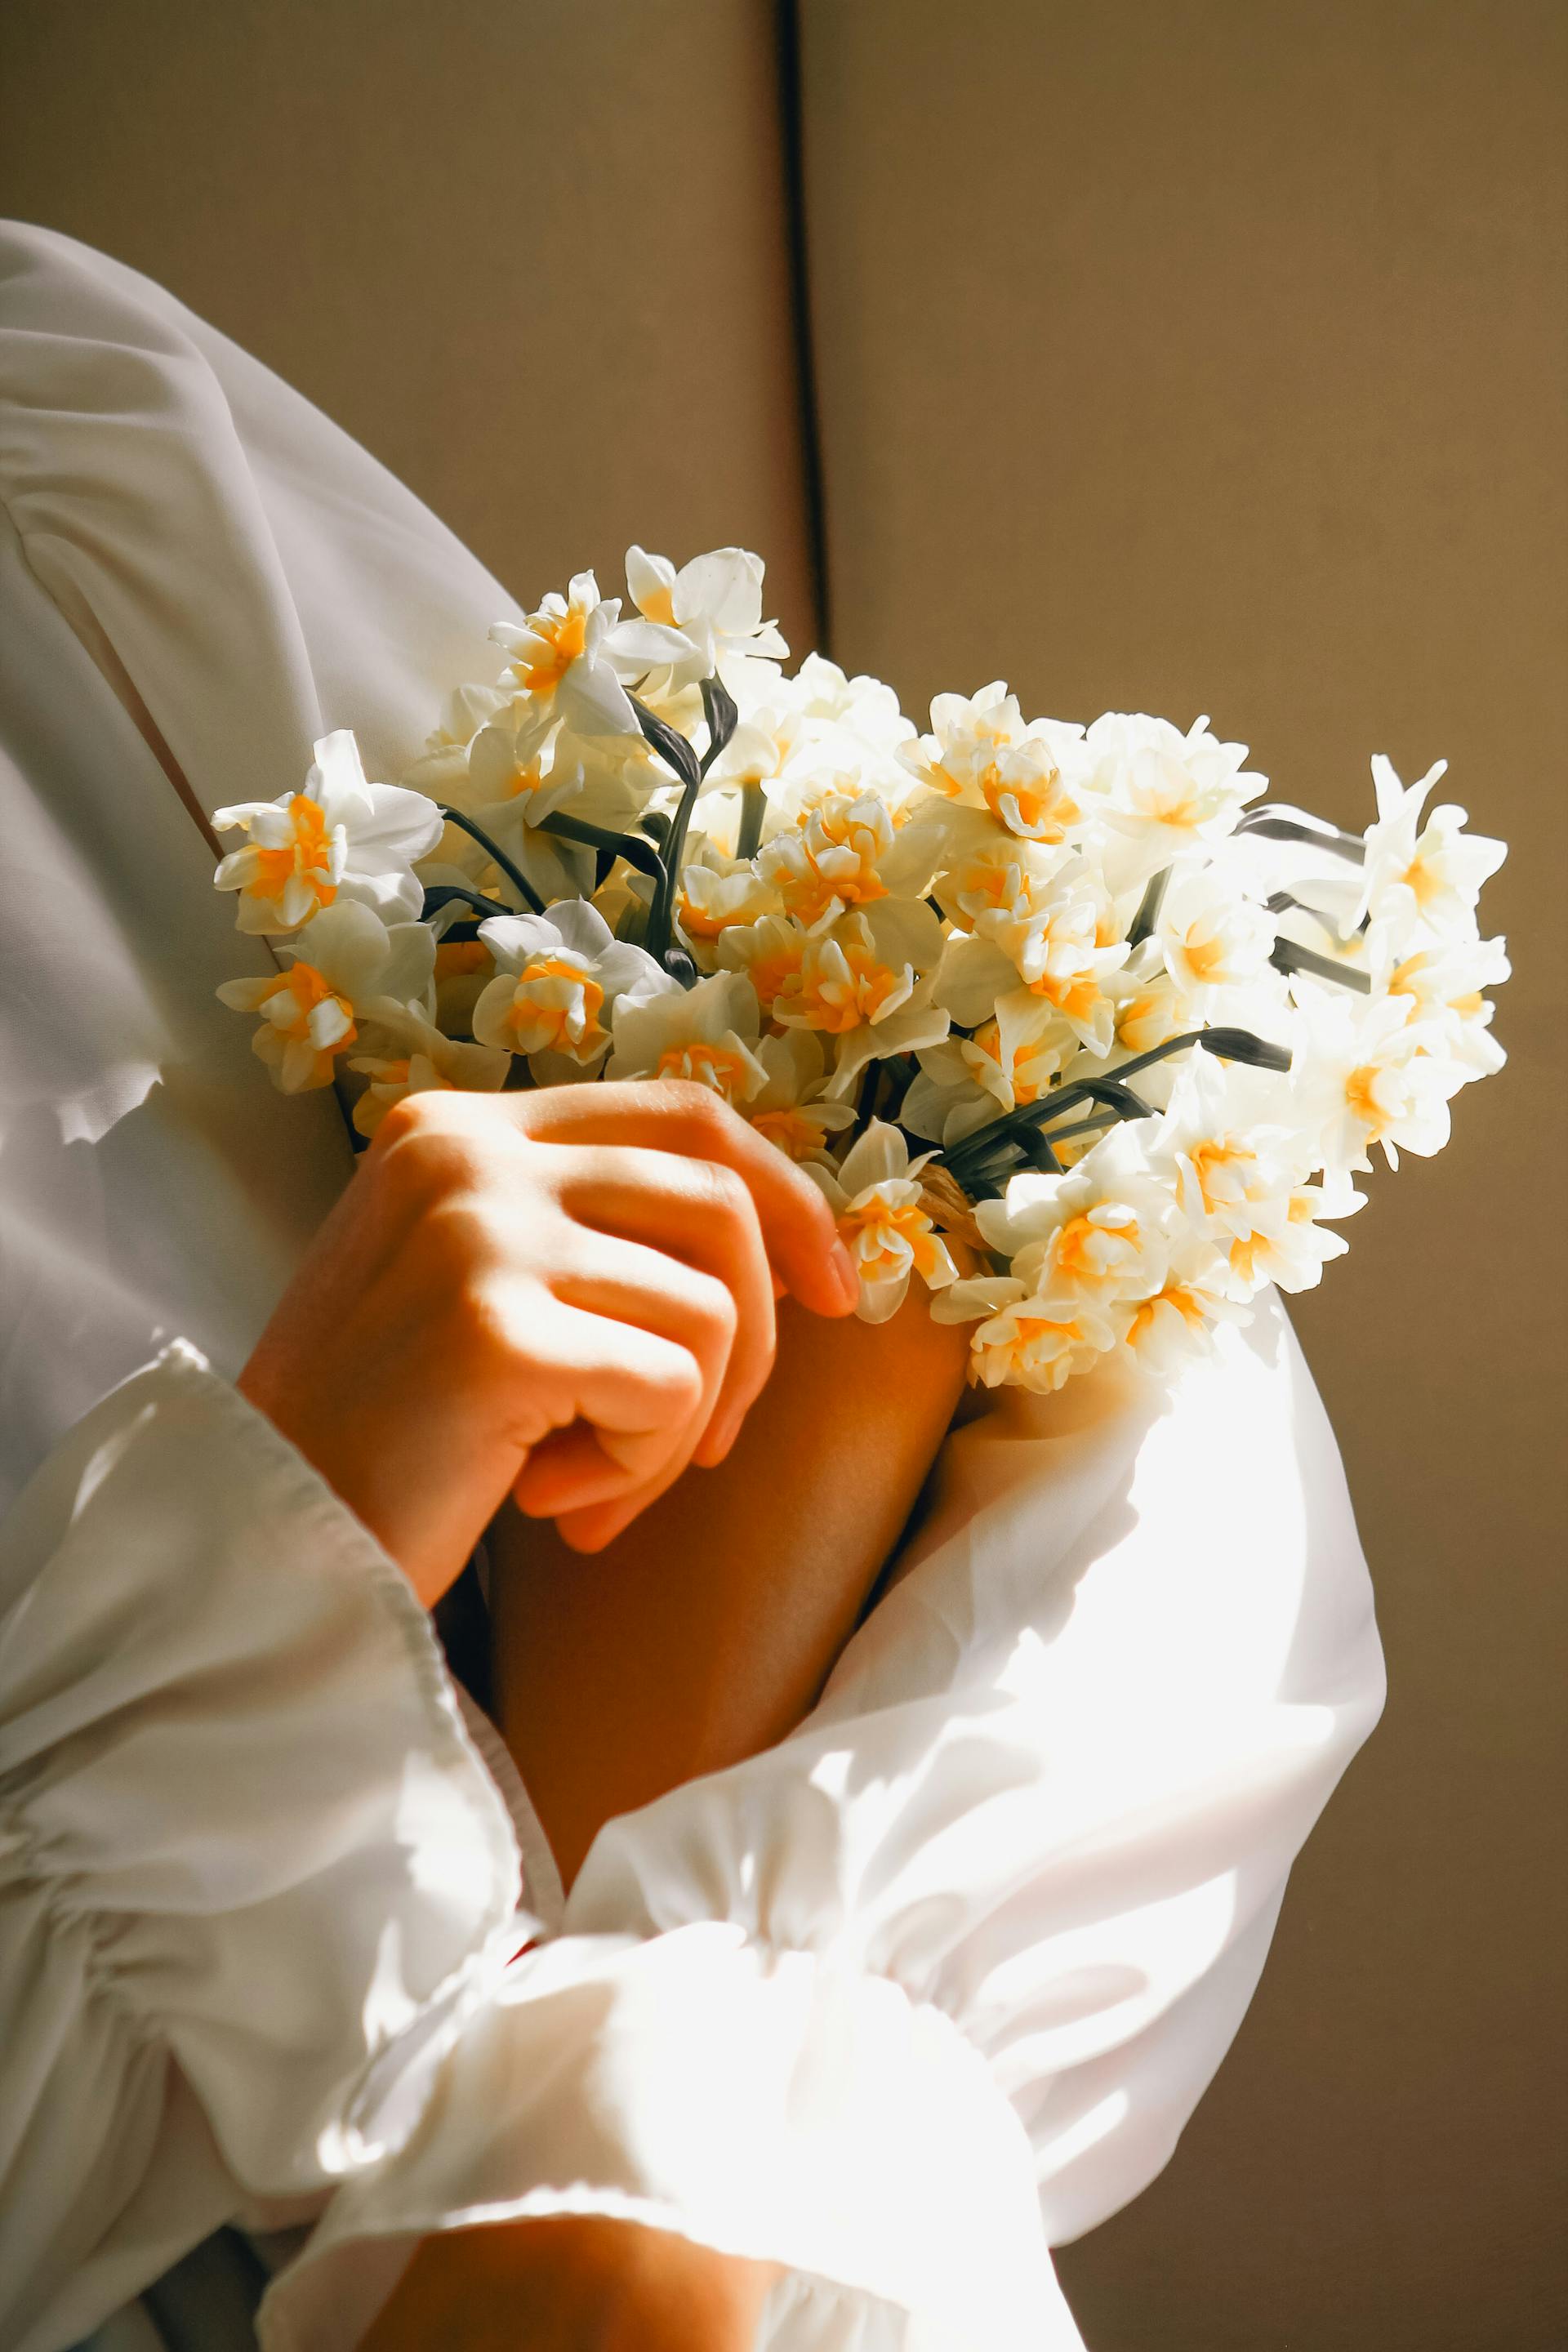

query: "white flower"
xmin=715 ymin=911 xmax=812 ymax=1019
xmin=1086 ymin=711 xmax=1265 ymax=881
xmin=745 ymin=1031 xmax=858 ymax=1164
xmin=474 ymin=901 xmax=672 ymax=1082
xmin=758 ymin=780 xmax=955 ymax=927
xmin=349 ymin=1009 xmax=510 ymax=1138
xmin=1150 ymin=1056 xmax=1305 ymax=1244
xmin=216 ymin=900 xmax=435 ymax=1093
xmin=1369 ymin=920 xmax=1509 ymax=1081
xmin=975 ymin=1125 xmax=1174 ymax=1310
xmin=1106 ymin=943 xmax=1200 ymax=1058
xmin=457 ymin=712 xmax=650 ymax=904
xmin=808 ymin=1121 xmax=959 ymax=1323
xmin=625 ymin=546 xmax=790 ymax=694
xmin=903 ymin=995 xmax=1076 ymax=1147
xmin=402 ymin=683 xmax=512 ymax=797
xmin=787 ymin=652 xmax=916 ymax=755
xmin=931 ymin=1276 xmax=1119 ymax=1392
xmin=214 ymin=730 xmax=441 ymax=934
xmin=1156 ymin=867 xmax=1276 ymax=999
xmin=674 ymin=845 xmax=781 ymax=960
xmin=773 ymin=902 xmax=951 ymax=1096
xmin=900 ymin=684 xmax=1094 ymax=844
xmin=1219 ymin=1172 xmax=1364 ymax=1298
xmin=938 ymin=868 xmax=1129 ymax=1054
xmin=1350 ymin=755 xmax=1506 ymax=942
xmin=1120 ymin=1237 xmax=1251 ymax=1374
xmin=491 ymin=571 xmax=685 ymax=737
xmin=605 ymin=969 xmax=770 ymax=1104
xmin=933 ymin=820 xmax=1073 ymax=934
xmin=1294 ymin=989 xmax=1461 ymax=1174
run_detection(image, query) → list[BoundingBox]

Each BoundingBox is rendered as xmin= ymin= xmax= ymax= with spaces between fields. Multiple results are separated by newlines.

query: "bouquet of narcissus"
xmin=214 ymin=547 xmax=1508 ymax=1393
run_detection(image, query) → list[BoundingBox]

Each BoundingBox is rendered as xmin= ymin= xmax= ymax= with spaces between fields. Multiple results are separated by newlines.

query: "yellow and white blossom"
xmin=1350 ymin=755 xmax=1506 ymax=944
xmin=1151 ymin=1058 xmax=1303 ymax=1244
xmin=401 ymin=682 xmax=511 ymax=798
xmin=492 ymin=570 xmax=689 ymax=737
xmin=975 ymin=1126 xmax=1175 ymax=1312
xmin=457 ymin=711 xmax=650 ymax=904
xmin=744 ymin=1031 xmax=857 ymax=1164
xmin=675 ymin=844 xmax=782 ymax=961
xmin=349 ymin=1009 xmax=510 ymax=1138
xmin=773 ymin=903 xmax=951 ymax=1095
xmin=606 ymin=969 xmax=771 ymax=1104
xmin=1219 ymin=1172 xmax=1364 ymax=1299
xmin=214 ymin=729 xmax=441 ymax=934
xmin=1086 ymin=711 xmax=1264 ymax=882
xmin=216 ymin=900 xmax=435 ymax=1094
xmin=626 ymin=545 xmax=790 ymax=697
xmin=932 ymin=1276 xmax=1119 ymax=1392
xmin=788 ymin=652 xmax=917 ymax=757
xmin=1156 ymin=868 xmax=1276 ymax=1000
xmin=758 ymin=779 xmax=954 ymax=927
xmin=808 ymin=1120 xmax=959 ymax=1324
xmin=903 ymin=994 xmax=1076 ymax=1147
xmin=938 ymin=862 xmax=1131 ymax=1054
xmin=1294 ymin=989 xmax=1461 ymax=1174
xmin=1367 ymin=918 xmax=1509 ymax=1080
xmin=715 ymin=911 xmax=811 ymax=1020
xmin=474 ymin=901 xmax=672 ymax=1084
xmin=901 ymin=684 xmax=1094 ymax=845
xmin=1120 ymin=1238 xmax=1251 ymax=1375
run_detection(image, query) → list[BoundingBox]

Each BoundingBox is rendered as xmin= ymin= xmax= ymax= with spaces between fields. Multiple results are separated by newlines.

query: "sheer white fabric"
xmin=0 ymin=222 xmax=1385 ymax=2352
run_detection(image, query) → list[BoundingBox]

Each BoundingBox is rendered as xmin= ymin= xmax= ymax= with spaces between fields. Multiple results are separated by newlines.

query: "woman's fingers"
xmin=512 ymin=1080 xmax=859 ymax=1319
xmin=499 ymin=1290 xmax=706 ymax=1484
xmin=548 ymin=1152 xmax=776 ymax=1466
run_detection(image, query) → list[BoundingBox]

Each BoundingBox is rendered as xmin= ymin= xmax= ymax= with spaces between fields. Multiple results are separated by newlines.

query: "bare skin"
xmin=492 ymin=1286 xmax=971 ymax=1888
xmin=358 ymin=2214 xmax=783 ymax=2352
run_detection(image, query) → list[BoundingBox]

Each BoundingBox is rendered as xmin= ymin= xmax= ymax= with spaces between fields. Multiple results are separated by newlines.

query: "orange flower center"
xmin=750 ymin=1106 xmax=823 ymax=1160
xmin=517 ymin=605 xmax=589 ymax=696
xmin=655 ymin=1040 xmax=755 ymax=1100
xmin=249 ymin=793 xmax=338 ymax=912
xmin=796 ymin=944 xmax=904 ymax=1033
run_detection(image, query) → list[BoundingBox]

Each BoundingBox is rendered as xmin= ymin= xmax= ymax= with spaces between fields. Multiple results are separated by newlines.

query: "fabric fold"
xmin=0 ymin=1343 xmax=526 ymax=2352
xmin=261 ymin=1922 xmax=1082 ymax=2352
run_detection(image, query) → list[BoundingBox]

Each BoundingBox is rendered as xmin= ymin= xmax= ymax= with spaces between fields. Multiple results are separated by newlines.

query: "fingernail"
xmin=830 ymin=1240 xmax=860 ymax=1304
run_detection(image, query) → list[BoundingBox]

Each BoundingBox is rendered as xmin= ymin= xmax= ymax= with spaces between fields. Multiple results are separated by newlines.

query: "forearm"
xmin=359 ymin=2214 xmax=781 ymax=2352
xmin=490 ymin=1290 xmax=970 ymax=1886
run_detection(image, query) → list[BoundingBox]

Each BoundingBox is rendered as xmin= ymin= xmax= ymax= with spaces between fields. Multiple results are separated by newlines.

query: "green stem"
xmin=538 ymin=810 xmax=666 ymax=884
xmin=436 ymin=805 xmax=546 ymax=915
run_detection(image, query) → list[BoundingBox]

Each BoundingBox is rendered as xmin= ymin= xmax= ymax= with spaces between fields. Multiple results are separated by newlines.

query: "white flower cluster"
xmin=213 ymin=547 xmax=1508 ymax=1392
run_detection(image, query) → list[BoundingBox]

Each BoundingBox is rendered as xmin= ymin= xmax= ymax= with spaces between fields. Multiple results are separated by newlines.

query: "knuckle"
xmin=657 ymin=1077 xmax=735 ymax=1137
xmin=688 ymin=1155 xmax=751 ymax=1219
xmin=689 ymin=1267 xmax=739 ymax=1342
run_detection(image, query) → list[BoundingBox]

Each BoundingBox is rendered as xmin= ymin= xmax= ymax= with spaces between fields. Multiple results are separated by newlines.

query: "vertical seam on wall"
xmin=775 ymin=0 xmax=832 ymax=657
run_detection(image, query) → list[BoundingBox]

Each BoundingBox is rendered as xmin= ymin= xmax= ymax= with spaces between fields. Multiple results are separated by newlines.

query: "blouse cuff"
xmin=261 ymin=1922 xmax=1084 ymax=2352
xmin=0 ymin=1342 xmax=525 ymax=2203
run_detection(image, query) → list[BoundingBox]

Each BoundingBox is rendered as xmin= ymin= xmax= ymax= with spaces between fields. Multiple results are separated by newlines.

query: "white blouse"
xmin=0 ymin=221 xmax=1386 ymax=2352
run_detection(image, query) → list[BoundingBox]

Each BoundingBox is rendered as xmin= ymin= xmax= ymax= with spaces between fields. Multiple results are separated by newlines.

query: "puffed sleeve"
xmin=261 ymin=1291 xmax=1383 ymax=2352
xmin=0 ymin=1343 xmax=527 ymax=2352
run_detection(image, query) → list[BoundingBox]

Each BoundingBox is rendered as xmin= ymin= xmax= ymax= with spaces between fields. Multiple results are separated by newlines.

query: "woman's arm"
xmin=490 ymin=1287 xmax=972 ymax=1888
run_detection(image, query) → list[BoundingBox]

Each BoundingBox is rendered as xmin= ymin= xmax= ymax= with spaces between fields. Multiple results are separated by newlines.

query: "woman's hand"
xmin=358 ymin=2214 xmax=781 ymax=2352
xmin=238 ymin=1081 xmax=858 ymax=1606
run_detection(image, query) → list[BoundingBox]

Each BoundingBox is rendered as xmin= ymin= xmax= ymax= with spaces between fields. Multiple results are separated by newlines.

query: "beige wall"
xmin=796 ymin=8 xmax=1566 ymax=2345
xmin=3 ymin=4 xmax=1563 ymax=2347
